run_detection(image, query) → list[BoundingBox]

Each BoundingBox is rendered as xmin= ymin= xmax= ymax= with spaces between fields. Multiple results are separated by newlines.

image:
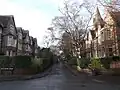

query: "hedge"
xmin=68 ymin=56 xmax=77 ymax=65
xmin=13 ymin=56 xmax=32 ymax=68
xmin=0 ymin=56 xmax=12 ymax=67
xmin=31 ymin=58 xmax=43 ymax=73
xmin=79 ymin=58 xmax=91 ymax=69
xmin=42 ymin=58 xmax=53 ymax=70
xmin=90 ymin=57 xmax=103 ymax=69
xmin=100 ymin=56 xmax=120 ymax=69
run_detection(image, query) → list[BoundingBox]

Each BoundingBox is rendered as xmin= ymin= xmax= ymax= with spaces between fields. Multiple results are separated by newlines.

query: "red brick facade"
xmin=85 ymin=8 xmax=120 ymax=58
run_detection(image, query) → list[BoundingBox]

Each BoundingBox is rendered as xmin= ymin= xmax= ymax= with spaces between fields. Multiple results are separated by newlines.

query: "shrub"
xmin=91 ymin=57 xmax=103 ymax=69
xmin=31 ymin=58 xmax=43 ymax=73
xmin=13 ymin=56 xmax=32 ymax=68
xmin=0 ymin=56 xmax=11 ymax=67
xmin=68 ymin=56 xmax=77 ymax=65
xmin=100 ymin=57 xmax=112 ymax=69
xmin=79 ymin=58 xmax=91 ymax=69
xmin=112 ymin=56 xmax=120 ymax=61
xmin=100 ymin=56 xmax=120 ymax=69
xmin=42 ymin=58 xmax=53 ymax=70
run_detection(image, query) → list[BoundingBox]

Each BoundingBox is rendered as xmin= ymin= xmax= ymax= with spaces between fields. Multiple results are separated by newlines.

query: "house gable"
xmin=93 ymin=7 xmax=105 ymax=30
xmin=104 ymin=11 xmax=115 ymax=26
xmin=7 ymin=16 xmax=17 ymax=36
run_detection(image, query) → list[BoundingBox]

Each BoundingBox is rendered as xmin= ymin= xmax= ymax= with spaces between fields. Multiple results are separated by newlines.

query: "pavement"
xmin=0 ymin=65 xmax=52 ymax=82
xmin=0 ymin=63 xmax=120 ymax=90
xmin=64 ymin=63 xmax=120 ymax=85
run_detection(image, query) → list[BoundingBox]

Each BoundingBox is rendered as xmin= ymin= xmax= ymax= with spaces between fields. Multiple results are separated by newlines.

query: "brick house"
xmin=16 ymin=27 xmax=23 ymax=55
xmin=0 ymin=15 xmax=17 ymax=56
xmin=85 ymin=7 xmax=120 ymax=58
xmin=29 ymin=36 xmax=34 ymax=56
xmin=0 ymin=15 xmax=39 ymax=56
xmin=22 ymin=30 xmax=31 ymax=56
xmin=33 ymin=38 xmax=38 ymax=57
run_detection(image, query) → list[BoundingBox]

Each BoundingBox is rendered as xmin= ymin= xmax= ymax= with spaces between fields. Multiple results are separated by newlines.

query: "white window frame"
xmin=18 ymin=43 xmax=22 ymax=50
xmin=7 ymin=36 xmax=13 ymax=46
xmin=18 ymin=33 xmax=22 ymax=40
xmin=13 ymin=39 xmax=17 ymax=47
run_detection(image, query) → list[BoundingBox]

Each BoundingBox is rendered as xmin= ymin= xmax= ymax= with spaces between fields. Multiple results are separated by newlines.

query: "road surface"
xmin=0 ymin=63 xmax=120 ymax=90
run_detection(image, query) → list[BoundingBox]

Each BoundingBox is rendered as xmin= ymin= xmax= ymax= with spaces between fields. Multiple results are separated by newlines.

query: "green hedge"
xmin=100 ymin=56 xmax=120 ymax=69
xmin=79 ymin=58 xmax=91 ymax=69
xmin=68 ymin=56 xmax=77 ymax=65
xmin=13 ymin=56 xmax=32 ymax=68
xmin=42 ymin=58 xmax=50 ymax=69
xmin=100 ymin=57 xmax=112 ymax=69
xmin=31 ymin=58 xmax=43 ymax=73
xmin=91 ymin=57 xmax=103 ymax=69
xmin=42 ymin=58 xmax=53 ymax=70
xmin=63 ymin=56 xmax=120 ymax=69
xmin=0 ymin=56 xmax=12 ymax=67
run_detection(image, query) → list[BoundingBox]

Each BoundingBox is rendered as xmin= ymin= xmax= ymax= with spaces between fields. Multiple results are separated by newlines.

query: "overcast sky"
xmin=0 ymin=0 xmax=105 ymax=47
xmin=0 ymin=0 xmax=65 ymax=46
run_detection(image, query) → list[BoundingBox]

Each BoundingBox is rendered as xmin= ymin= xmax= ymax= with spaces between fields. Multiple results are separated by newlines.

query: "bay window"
xmin=7 ymin=36 xmax=13 ymax=46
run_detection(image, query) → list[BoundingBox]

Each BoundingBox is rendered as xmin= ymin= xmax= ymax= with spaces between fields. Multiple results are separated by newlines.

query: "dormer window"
xmin=18 ymin=33 xmax=22 ymax=40
xmin=10 ymin=24 xmax=14 ymax=33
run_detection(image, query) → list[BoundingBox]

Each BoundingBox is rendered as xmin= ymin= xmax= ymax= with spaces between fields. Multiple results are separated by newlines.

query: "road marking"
xmin=92 ymin=79 xmax=105 ymax=83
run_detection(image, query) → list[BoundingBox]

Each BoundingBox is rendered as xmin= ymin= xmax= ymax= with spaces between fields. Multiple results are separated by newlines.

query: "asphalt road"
xmin=0 ymin=63 xmax=120 ymax=90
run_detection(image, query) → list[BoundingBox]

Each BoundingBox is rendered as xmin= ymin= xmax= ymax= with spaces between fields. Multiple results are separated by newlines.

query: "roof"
xmin=29 ymin=36 xmax=33 ymax=41
xmin=16 ymin=27 xmax=22 ymax=33
xmin=109 ymin=11 xmax=120 ymax=22
xmin=93 ymin=7 xmax=105 ymax=28
xmin=22 ymin=30 xmax=29 ymax=38
xmin=0 ymin=15 xmax=14 ymax=28
xmin=33 ymin=38 xmax=37 ymax=41
xmin=0 ymin=15 xmax=17 ymax=37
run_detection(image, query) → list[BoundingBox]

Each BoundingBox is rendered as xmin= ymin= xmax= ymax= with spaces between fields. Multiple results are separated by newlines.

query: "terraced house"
xmin=85 ymin=7 xmax=120 ymax=58
xmin=0 ymin=15 xmax=39 ymax=57
xmin=16 ymin=27 xmax=23 ymax=55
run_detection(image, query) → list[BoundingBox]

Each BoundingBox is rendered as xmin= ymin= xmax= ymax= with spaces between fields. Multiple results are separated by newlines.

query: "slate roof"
xmin=22 ymin=30 xmax=29 ymax=39
xmin=33 ymin=38 xmax=37 ymax=42
xmin=0 ymin=15 xmax=17 ymax=37
xmin=0 ymin=15 xmax=15 ymax=28
xmin=109 ymin=11 xmax=120 ymax=24
xmin=93 ymin=7 xmax=105 ymax=28
xmin=29 ymin=36 xmax=34 ymax=45
xmin=16 ymin=27 xmax=22 ymax=33
xmin=33 ymin=38 xmax=37 ymax=45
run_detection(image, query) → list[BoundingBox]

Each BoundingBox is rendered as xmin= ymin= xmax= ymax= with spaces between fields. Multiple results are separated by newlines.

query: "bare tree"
xmin=48 ymin=0 xmax=95 ymax=59
xmin=97 ymin=0 xmax=120 ymax=11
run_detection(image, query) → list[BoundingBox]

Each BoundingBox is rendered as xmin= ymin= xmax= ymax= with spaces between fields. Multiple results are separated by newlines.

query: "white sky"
xmin=0 ymin=0 xmax=64 ymax=46
xmin=0 ymin=0 xmax=104 ymax=47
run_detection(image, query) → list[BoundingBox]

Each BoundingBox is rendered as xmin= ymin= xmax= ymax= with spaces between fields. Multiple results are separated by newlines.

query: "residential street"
xmin=0 ymin=63 xmax=120 ymax=90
